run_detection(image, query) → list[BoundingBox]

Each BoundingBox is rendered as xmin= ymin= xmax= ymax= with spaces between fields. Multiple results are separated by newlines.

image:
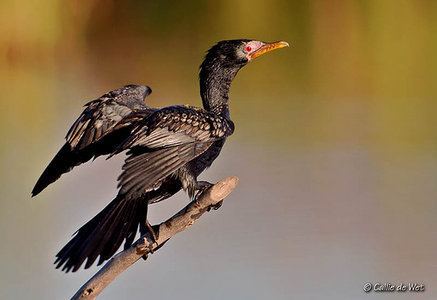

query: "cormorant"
xmin=32 ymin=39 xmax=288 ymax=272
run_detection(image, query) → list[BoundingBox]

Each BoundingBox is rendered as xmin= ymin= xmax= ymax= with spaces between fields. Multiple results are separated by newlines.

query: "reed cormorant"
xmin=32 ymin=39 xmax=288 ymax=272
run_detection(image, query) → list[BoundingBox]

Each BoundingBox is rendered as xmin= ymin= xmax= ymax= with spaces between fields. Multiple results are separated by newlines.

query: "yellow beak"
xmin=248 ymin=41 xmax=289 ymax=60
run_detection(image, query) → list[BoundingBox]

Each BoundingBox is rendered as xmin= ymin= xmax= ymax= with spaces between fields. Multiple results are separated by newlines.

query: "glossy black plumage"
xmin=33 ymin=39 xmax=286 ymax=272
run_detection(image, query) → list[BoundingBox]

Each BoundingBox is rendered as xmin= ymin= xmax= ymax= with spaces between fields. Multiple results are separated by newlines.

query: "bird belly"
xmin=176 ymin=139 xmax=226 ymax=197
xmin=191 ymin=139 xmax=226 ymax=176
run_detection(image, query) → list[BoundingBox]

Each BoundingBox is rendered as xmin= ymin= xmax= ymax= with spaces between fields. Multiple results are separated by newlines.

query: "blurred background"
xmin=1 ymin=0 xmax=436 ymax=299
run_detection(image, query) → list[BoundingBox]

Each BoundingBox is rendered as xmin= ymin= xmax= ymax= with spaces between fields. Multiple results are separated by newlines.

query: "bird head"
xmin=199 ymin=39 xmax=289 ymax=111
xmin=203 ymin=39 xmax=289 ymax=69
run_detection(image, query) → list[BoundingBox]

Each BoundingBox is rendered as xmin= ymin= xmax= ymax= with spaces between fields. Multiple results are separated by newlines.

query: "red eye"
xmin=245 ymin=45 xmax=252 ymax=52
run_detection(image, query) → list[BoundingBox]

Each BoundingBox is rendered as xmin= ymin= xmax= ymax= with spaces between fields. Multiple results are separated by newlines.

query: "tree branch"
xmin=71 ymin=176 xmax=239 ymax=300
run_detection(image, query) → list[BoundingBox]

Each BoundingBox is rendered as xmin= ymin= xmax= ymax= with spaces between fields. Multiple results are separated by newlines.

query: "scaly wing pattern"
xmin=116 ymin=105 xmax=234 ymax=198
xmin=66 ymin=84 xmax=152 ymax=149
xmin=32 ymin=84 xmax=153 ymax=196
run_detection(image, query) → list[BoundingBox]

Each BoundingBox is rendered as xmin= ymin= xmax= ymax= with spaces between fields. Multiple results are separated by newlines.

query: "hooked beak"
xmin=248 ymin=41 xmax=289 ymax=60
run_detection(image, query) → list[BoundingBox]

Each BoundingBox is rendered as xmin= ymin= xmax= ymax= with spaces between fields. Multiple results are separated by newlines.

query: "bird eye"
xmin=245 ymin=45 xmax=252 ymax=52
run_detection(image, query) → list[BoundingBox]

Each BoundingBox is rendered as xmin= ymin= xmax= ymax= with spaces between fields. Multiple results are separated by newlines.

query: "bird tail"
xmin=32 ymin=143 xmax=94 ymax=197
xmin=54 ymin=195 xmax=148 ymax=272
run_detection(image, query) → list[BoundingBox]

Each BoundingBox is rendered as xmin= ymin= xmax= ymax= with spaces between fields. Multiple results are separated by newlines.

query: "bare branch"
xmin=71 ymin=176 xmax=239 ymax=300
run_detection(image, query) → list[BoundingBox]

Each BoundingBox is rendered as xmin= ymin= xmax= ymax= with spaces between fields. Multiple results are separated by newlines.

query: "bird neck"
xmin=199 ymin=59 xmax=241 ymax=118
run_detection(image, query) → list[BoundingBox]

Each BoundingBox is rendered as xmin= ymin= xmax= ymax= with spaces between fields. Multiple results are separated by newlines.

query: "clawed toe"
xmin=207 ymin=200 xmax=223 ymax=211
xmin=194 ymin=181 xmax=213 ymax=201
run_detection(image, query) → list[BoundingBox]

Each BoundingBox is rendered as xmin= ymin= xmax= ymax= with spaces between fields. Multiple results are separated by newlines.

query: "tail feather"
xmin=55 ymin=195 xmax=147 ymax=272
xmin=32 ymin=143 xmax=94 ymax=197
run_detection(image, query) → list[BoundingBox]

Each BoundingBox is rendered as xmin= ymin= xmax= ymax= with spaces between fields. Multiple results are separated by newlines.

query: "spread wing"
xmin=116 ymin=105 xmax=234 ymax=197
xmin=66 ymin=84 xmax=152 ymax=150
xmin=32 ymin=84 xmax=153 ymax=196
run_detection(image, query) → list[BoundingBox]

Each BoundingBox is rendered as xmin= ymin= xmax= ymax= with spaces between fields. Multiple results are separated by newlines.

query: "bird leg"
xmin=140 ymin=222 xmax=171 ymax=261
xmin=194 ymin=181 xmax=223 ymax=211
xmin=193 ymin=181 xmax=213 ymax=201
xmin=139 ymin=220 xmax=159 ymax=260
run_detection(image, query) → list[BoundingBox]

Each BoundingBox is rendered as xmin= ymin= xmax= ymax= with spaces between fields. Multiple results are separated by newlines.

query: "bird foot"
xmin=142 ymin=239 xmax=170 ymax=261
xmin=139 ymin=221 xmax=159 ymax=259
xmin=193 ymin=181 xmax=213 ymax=201
xmin=193 ymin=181 xmax=223 ymax=211
xmin=207 ymin=200 xmax=223 ymax=211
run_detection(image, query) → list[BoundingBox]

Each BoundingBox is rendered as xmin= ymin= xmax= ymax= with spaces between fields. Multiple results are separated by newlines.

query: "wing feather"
xmin=32 ymin=85 xmax=153 ymax=196
xmin=118 ymin=143 xmax=210 ymax=196
xmin=66 ymin=85 xmax=152 ymax=150
xmin=111 ymin=106 xmax=234 ymax=198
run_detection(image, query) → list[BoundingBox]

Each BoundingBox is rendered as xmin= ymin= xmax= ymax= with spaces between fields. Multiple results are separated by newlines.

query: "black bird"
xmin=33 ymin=39 xmax=288 ymax=272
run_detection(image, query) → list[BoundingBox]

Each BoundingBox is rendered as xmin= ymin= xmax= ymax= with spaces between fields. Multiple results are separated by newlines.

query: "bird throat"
xmin=199 ymin=59 xmax=242 ymax=118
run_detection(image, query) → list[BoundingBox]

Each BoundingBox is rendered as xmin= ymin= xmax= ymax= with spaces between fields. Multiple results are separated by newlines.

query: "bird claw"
xmin=194 ymin=182 xmax=223 ymax=211
xmin=140 ymin=227 xmax=158 ymax=260
xmin=141 ymin=221 xmax=158 ymax=242
xmin=193 ymin=181 xmax=213 ymax=201
xmin=207 ymin=200 xmax=223 ymax=211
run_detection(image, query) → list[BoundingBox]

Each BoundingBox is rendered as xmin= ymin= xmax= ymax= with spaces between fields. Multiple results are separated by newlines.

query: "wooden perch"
xmin=71 ymin=176 xmax=239 ymax=300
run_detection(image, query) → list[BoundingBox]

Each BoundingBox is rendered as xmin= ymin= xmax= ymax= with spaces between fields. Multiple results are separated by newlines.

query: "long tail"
xmin=55 ymin=195 xmax=148 ymax=272
xmin=32 ymin=143 xmax=94 ymax=197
